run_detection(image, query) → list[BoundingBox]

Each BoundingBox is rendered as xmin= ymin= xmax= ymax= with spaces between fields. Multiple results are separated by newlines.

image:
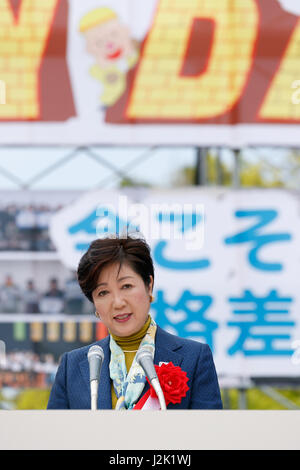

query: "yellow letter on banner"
xmin=0 ymin=0 xmax=59 ymax=119
xmin=127 ymin=0 xmax=258 ymax=120
xmin=0 ymin=80 xmax=5 ymax=104
xmin=259 ymin=19 xmax=300 ymax=121
xmin=291 ymin=80 xmax=300 ymax=105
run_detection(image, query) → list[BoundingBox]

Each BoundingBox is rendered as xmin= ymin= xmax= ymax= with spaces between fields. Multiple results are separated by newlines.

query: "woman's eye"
xmin=97 ymin=285 xmax=132 ymax=296
xmin=98 ymin=290 xmax=108 ymax=297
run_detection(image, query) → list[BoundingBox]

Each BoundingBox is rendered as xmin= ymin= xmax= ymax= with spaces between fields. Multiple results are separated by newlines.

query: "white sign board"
xmin=50 ymin=188 xmax=300 ymax=377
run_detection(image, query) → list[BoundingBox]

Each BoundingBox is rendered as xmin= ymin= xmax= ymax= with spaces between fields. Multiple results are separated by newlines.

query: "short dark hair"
xmin=77 ymin=236 xmax=155 ymax=303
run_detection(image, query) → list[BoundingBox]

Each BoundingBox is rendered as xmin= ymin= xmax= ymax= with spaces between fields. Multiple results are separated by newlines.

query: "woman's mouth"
xmin=114 ymin=313 xmax=132 ymax=323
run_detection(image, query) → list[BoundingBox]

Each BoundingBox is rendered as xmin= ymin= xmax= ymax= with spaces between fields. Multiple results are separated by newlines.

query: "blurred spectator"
xmin=36 ymin=205 xmax=53 ymax=251
xmin=0 ymin=351 xmax=58 ymax=389
xmin=0 ymin=275 xmax=21 ymax=313
xmin=39 ymin=278 xmax=65 ymax=314
xmin=36 ymin=230 xmax=55 ymax=251
xmin=15 ymin=205 xmax=37 ymax=251
xmin=22 ymin=280 xmax=40 ymax=314
xmin=1 ymin=205 xmax=20 ymax=250
xmin=0 ymin=203 xmax=61 ymax=252
xmin=36 ymin=205 xmax=52 ymax=231
xmin=64 ymin=272 xmax=85 ymax=315
xmin=0 ymin=205 xmax=9 ymax=239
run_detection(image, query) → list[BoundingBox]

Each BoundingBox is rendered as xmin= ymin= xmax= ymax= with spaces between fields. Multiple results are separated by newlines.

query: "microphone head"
xmin=88 ymin=345 xmax=104 ymax=362
xmin=135 ymin=345 xmax=157 ymax=382
xmin=135 ymin=345 xmax=154 ymax=365
xmin=88 ymin=345 xmax=104 ymax=383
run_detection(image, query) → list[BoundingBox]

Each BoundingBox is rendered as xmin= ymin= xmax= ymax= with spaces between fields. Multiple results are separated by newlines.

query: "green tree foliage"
xmin=119 ymin=177 xmax=152 ymax=188
xmin=239 ymin=159 xmax=283 ymax=188
xmin=172 ymin=150 xmax=285 ymax=188
xmin=221 ymin=388 xmax=300 ymax=410
xmin=15 ymin=389 xmax=51 ymax=410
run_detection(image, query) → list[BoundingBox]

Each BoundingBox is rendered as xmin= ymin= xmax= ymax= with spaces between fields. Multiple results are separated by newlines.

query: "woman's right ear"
xmin=95 ymin=311 xmax=101 ymax=320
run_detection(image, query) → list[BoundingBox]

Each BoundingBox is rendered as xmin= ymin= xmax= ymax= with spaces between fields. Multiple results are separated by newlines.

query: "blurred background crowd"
xmin=0 ymin=273 xmax=92 ymax=315
xmin=0 ymin=204 xmax=61 ymax=251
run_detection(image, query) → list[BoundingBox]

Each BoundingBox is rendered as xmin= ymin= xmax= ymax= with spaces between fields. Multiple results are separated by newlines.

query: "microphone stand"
xmin=88 ymin=345 xmax=104 ymax=411
xmin=151 ymin=377 xmax=167 ymax=410
xmin=90 ymin=380 xmax=98 ymax=411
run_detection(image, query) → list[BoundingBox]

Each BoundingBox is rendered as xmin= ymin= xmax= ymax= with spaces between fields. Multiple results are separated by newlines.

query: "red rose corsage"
xmin=146 ymin=362 xmax=189 ymax=406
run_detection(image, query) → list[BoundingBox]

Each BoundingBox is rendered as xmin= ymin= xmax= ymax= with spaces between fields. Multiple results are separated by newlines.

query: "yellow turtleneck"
xmin=110 ymin=315 xmax=151 ymax=409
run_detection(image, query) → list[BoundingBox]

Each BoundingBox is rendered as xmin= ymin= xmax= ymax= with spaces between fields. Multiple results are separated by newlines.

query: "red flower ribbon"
xmin=146 ymin=362 xmax=189 ymax=406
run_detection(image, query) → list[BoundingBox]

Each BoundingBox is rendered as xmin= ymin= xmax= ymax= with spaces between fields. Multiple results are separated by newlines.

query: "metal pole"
xmin=222 ymin=388 xmax=231 ymax=409
xmin=23 ymin=147 xmax=83 ymax=189
xmin=195 ymin=147 xmax=207 ymax=186
xmin=216 ymin=149 xmax=223 ymax=186
xmin=93 ymin=146 xmax=158 ymax=189
xmin=238 ymin=388 xmax=247 ymax=409
xmin=232 ymin=148 xmax=241 ymax=189
xmin=0 ymin=163 xmax=25 ymax=188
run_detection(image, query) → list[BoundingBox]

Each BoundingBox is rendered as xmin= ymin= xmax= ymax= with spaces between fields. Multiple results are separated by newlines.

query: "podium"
xmin=1 ymin=410 xmax=300 ymax=450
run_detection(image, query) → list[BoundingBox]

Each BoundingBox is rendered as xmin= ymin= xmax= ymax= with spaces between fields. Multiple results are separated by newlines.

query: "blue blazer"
xmin=47 ymin=325 xmax=223 ymax=410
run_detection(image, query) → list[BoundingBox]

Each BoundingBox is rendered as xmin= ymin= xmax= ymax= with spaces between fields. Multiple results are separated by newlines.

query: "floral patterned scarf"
xmin=109 ymin=317 xmax=157 ymax=410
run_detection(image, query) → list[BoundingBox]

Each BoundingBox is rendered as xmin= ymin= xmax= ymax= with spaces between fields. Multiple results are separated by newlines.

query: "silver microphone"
xmin=87 ymin=345 xmax=104 ymax=411
xmin=136 ymin=345 xmax=166 ymax=410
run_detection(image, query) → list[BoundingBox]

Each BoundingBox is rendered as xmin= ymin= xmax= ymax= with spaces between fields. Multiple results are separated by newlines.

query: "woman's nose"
xmin=112 ymin=293 xmax=126 ymax=308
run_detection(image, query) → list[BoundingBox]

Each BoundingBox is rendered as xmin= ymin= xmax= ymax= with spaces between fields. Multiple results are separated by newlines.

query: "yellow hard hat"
xmin=79 ymin=7 xmax=117 ymax=32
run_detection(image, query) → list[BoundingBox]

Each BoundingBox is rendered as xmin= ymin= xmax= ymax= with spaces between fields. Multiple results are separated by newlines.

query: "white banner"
xmin=49 ymin=187 xmax=300 ymax=378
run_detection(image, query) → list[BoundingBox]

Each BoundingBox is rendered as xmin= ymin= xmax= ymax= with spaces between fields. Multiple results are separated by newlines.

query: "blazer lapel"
xmin=154 ymin=326 xmax=184 ymax=367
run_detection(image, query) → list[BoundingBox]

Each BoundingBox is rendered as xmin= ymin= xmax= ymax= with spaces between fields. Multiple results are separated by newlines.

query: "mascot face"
xmin=84 ymin=19 xmax=135 ymax=68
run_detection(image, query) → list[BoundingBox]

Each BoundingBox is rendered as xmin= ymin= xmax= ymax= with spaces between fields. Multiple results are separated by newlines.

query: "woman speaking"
xmin=47 ymin=235 xmax=223 ymax=410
